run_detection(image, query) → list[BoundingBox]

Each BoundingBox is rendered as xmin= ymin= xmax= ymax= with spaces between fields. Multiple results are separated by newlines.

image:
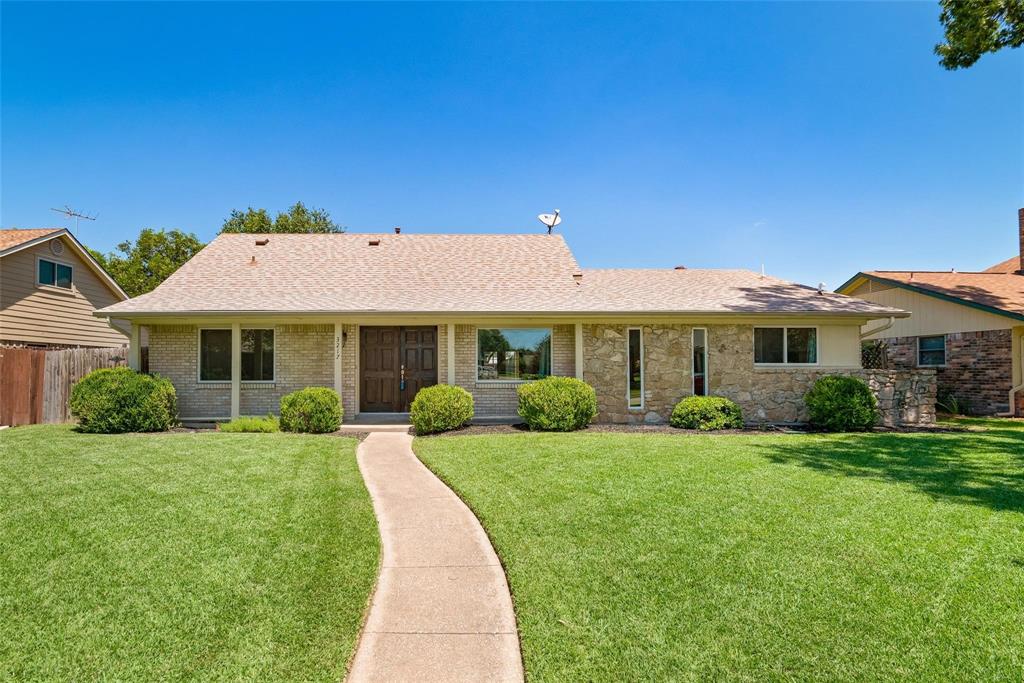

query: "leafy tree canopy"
xmin=90 ymin=228 xmax=205 ymax=298
xmin=936 ymin=0 xmax=1023 ymax=69
xmin=220 ymin=201 xmax=343 ymax=234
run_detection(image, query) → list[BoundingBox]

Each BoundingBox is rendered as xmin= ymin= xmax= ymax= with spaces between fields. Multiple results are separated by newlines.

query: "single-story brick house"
xmin=96 ymin=231 xmax=933 ymax=425
xmin=837 ymin=208 xmax=1024 ymax=416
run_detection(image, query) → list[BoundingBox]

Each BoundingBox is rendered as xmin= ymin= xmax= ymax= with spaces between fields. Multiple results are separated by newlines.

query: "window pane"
xmin=477 ymin=329 xmax=550 ymax=380
xmin=241 ymin=329 xmax=274 ymax=381
xmin=200 ymin=329 xmax=232 ymax=381
xmin=919 ymin=336 xmax=945 ymax=365
xmin=754 ymin=328 xmax=784 ymax=363
xmin=693 ymin=328 xmax=707 ymax=396
xmin=629 ymin=328 xmax=642 ymax=407
xmin=787 ymin=328 xmax=817 ymax=364
xmin=38 ymin=259 xmax=55 ymax=286
xmin=55 ymin=264 xmax=72 ymax=288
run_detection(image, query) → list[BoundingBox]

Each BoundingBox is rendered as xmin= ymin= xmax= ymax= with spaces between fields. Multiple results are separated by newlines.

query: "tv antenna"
xmin=538 ymin=209 xmax=561 ymax=234
xmin=50 ymin=205 xmax=97 ymax=234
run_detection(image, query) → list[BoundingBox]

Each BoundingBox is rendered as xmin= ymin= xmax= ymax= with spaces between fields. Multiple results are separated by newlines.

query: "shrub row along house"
xmin=95 ymin=231 xmax=934 ymax=425
xmin=838 ymin=208 xmax=1024 ymax=416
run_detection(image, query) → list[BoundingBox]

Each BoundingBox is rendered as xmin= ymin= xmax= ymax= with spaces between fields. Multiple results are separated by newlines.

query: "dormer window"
xmin=38 ymin=258 xmax=72 ymax=289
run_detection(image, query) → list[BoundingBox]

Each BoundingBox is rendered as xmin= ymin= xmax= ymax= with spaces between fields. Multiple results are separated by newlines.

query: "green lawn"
xmin=416 ymin=420 xmax=1024 ymax=681
xmin=0 ymin=425 xmax=379 ymax=681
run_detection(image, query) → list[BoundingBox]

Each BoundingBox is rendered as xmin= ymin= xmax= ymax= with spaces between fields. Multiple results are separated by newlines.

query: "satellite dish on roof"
xmin=538 ymin=209 xmax=561 ymax=234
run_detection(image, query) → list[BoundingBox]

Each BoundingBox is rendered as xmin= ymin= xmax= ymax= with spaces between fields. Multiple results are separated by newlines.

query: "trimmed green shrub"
xmin=670 ymin=396 xmax=744 ymax=430
xmin=219 ymin=415 xmax=279 ymax=433
xmin=804 ymin=375 xmax=878 ymax=432
xmin=279 ymin=387 xmax=342 ymax=433
xmin=410 ymin=384 xmax=474 ymax=435
xmin=517 ymin=376 xmax=597 ymax=431
xmin=70 ymin=367 xmax=177 ymax=433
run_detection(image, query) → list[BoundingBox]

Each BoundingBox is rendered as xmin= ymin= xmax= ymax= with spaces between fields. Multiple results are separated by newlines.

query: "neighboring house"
xmin=95 ymin=231 xmax=921 ymax=424
xmin=837 ymin=209 xmax=1024 ymax=416
xmin=0 ymin=229 xmax=129 ymax=348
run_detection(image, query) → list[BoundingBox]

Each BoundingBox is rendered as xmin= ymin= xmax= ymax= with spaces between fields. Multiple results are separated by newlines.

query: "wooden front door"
xmin=360 ymin=326 xmax=438 ymax=412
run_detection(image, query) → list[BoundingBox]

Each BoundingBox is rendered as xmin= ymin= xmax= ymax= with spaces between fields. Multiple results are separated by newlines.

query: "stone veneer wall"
xmin=451 ymin=324 xmax=576 ymax=416
xmin=877 ymin=330 xmax=1013 ymax=415
xmin=582 ymin=323 xmax=936 ymax=426
xmin=148 ymin=324 xmax=333 ymax=418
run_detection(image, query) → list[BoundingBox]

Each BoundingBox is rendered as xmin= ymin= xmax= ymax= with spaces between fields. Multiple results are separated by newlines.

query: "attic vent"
xmin=50 ymin=240 xmax=65 ymax=256
xmin=255 ymin=238 xmax=269 ymax=246
xmin=368 ymin=239 xmax=381 ymax=246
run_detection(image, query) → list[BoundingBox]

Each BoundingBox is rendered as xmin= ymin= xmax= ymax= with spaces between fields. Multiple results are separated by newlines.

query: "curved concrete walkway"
xmin=348 ymin=432 xmax=524 ymax=683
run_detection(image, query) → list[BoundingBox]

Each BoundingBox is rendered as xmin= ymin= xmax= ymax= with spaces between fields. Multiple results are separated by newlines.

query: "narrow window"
xmin=755 ymin=327 xmax=817 ymax=365
xmin=628 ymin=328 xmax=643 ymax=408
xmin=241 ymin=329 xmax=275 ymax=381
xmin=199 ymin=329 xmax=232 ymax=381
xmin=693 ymin=328 xmax=707 ymax=396
xmin=477 ymin=328 xmax=551 ymax=380
xmin=918 ymin=335 xmax=946 ymax=366
xmin=37 ymin=259 xmax=72 ymax=289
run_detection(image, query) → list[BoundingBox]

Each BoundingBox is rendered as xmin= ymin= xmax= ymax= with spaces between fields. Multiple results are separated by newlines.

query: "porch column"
xmin=334 ymin=322 xmax=343 ymax=396
xmin=128 ymin=323 xmax=141 ymax=371
xmin=575 ymin=322 xmax=584 ymax=380
xmin=447 ymin=323 xmax=456 ymax=385
xmin=230 ymin=323 xmax=241 ymax=419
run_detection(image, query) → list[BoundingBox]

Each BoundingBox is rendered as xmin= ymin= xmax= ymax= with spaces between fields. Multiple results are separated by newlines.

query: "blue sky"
xmin=2 ymin=2 xmax=1021 ymax=289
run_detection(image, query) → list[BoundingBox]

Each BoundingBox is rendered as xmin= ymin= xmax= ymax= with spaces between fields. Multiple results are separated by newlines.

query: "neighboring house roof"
xmin=0 ymin=228 xmax=129 ymax=300
xmin=983 ymin=255 xmax=1021 ymax=274
xmin=837 ymin=270 xmax=1024 ymax=322
xmin=96 ymin=232 xmax=905 ymax=318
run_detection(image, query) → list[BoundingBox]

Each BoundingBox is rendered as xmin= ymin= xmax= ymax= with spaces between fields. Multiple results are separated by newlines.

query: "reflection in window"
xmin=477 ymin=328 xmax=551 ymax=380
xmin=38 ymin=259 xmax=72 ymax=289
xmin=693 ymin=328 xmax=707 ymax=396
xmin=755 ymin=327 xmax=817 ymax=365
xmin=918 ymin=335 xmax=945 ymax=366
xmin=629 ymin=328 xmax=643 ymax=408
xmin=200 ymin=329 xmax=232 ymax=381
xmin=241 ymin=329 xmax=275 ymax=381
xmin=787 ymin=328 xmax=817 ymax=364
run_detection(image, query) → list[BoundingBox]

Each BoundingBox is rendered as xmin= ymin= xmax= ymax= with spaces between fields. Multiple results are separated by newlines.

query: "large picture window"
xmin=38 ymin=258 xmax=73 ymax=289
xmin=199 ymin=328 xmax=275 ymax=382
xmin=754 ymin=327 xmax=817 ymax=364
xmin=477 ymin=328 xmax=551 ymax=381
xmin=918 ymin=335 xmax=946 ymax=366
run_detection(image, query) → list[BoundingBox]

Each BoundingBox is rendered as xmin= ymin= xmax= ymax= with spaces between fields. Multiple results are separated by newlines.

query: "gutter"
xmin=859 ymin=316 xmax=896 ymax=340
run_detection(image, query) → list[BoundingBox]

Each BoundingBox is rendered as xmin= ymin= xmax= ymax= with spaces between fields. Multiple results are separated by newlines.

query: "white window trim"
xmin=474 ymin=326 xmax=553 ymax=384
xmin=753 ymin=326 xmax=820 ymax=366
xmin=196 ymin=327 xmax=277 ymax=384
xmin=692 ymin=327 xmax=708 ymax=396
xmin=35 ymin=255 xmax=75 ymax=292
xmin=627 ymin=327 xmax=644 ymax=410
xmin=916 ymin=334 xmax=947 ymax=368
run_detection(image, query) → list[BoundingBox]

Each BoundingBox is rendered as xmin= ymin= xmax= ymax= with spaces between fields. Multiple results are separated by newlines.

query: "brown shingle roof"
xmin=859 ymin=270 xmax=1024 ymax=320
xmin=983 ymin=256 xmax=1021 ymax=274
xmin=0 ymin=228 xmax=62 ymax=253
xmin=97 ymin=232 xmax=904 ymax=318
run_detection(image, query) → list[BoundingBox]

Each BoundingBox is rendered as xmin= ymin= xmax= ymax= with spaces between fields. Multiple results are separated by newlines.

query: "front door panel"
xmin=360 ymin=326 xmax=438 ymax=412
xmin=400 ymin=327 xmax=438 ymax=411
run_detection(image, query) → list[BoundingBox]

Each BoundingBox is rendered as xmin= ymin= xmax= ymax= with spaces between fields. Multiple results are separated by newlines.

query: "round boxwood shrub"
xmin=804 ymin=375 xmax=878 ymax=432
xmin=517 ymin=376 xmax=597 ymax=432
xmin=279 ymin=387 xmax=342 ymax=433
xmin=70 ymin=367 xmax=177 ymax=433
xmin=410 ymin=384 xmax=474 ymax=435
xmin=670 ymin=396 xmax=743 ymax=430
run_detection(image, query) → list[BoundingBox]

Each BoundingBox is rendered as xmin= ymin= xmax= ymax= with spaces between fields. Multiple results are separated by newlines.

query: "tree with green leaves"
xmin=90 ymin=228 xmax=205 ymax=297
xmin=936 ymin=0 xmax=1023 ymax=69
xmin=220 ymin=201 xmax=343 ymax=234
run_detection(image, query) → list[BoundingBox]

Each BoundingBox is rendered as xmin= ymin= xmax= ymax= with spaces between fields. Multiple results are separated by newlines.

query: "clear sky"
xmin=2 ymin=2 xmax=1021 ymax=289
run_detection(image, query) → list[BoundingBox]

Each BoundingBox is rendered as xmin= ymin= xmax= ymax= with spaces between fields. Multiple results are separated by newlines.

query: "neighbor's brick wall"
xmin=879 ymin=329 xmax=1013 ymax=414
xmin=148 ymin=324 xmax=333 ymax=418
xmin=452 ymin=324 xmax=575 ymax=417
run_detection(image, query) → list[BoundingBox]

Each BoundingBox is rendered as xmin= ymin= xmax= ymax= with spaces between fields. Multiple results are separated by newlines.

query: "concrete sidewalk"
xmin=348 ymin=432 xmax=524 ymax=683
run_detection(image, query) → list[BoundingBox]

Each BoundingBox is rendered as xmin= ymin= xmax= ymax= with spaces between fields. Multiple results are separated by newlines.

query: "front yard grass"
xmin=0 ymin=425 xmax=379 ymax=681
xmin=416 ymin=420 xmax=1024 ymax=681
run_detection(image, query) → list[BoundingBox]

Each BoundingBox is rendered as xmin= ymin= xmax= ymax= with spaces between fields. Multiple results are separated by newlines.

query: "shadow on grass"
xmin=757 ymin=423 xmax=1024 ymax=513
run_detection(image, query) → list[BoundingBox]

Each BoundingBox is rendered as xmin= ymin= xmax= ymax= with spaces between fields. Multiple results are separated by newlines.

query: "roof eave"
xmin=839 ymin=272 xmax=1024 ymax=323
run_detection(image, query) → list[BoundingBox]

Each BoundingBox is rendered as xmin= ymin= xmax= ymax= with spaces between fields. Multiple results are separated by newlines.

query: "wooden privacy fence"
xmin=0 ymin=347 xmax=127 ymax=426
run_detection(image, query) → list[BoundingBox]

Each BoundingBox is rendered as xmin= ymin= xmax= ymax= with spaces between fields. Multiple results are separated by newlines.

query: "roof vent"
xmin=255 ymin=238 xmax=269 ymax=246
xmin=394 ymin=226 xmax=401 ymax=235
xmin=572 ymin=271 xmax=583 ymax=283
xmin=368 ymin=239 xmax=380 ymax=246
xmin=250 ymin=255 xmax=257 ymax=265
xmin=674 ymin=265 xmax=686 ymax=270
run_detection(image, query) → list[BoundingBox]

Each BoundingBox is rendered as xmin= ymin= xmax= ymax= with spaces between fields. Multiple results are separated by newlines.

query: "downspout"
xmin=998 ymin=339 xmax=1024 ymax=417
xmin=860 ymin=316 xmax=895 ymax=340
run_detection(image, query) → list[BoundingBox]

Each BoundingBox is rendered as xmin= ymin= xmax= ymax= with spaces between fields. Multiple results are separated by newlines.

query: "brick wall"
xmin=878 ymin=329 xmax=1013 ymax=414
xmin=148 ymin=324 xmax=333 ymax=419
